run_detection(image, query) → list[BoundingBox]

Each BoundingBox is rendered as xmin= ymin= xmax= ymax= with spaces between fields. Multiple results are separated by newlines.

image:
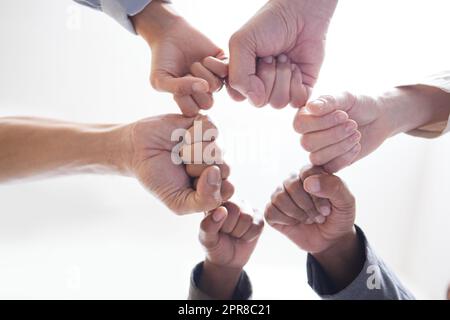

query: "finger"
xmin=173 ymin=95 xmax=200 ymax=117
xmin=269 ymin=54 xmax=292 ymax=109
xmin=184 ymin=115 xmax=218 ymax=144
xmin=282 ymin=175 xmax=323 ymax=222
xmin=303 ymin=173 xmax=355 ymax=210
xmin=240 ymin=219 xmax=264 ymax=242
xmin=310 ymin=131 xmax=361 ymax=166
xmin=293 ymin=107 xmax=349 ymax=134
xmin=202 ymin=56 xmax=228 ymax=79
xmin=193 ymin=176 xmax=234 ymax=201
xmin=186 ymin=162 xmax=230 ymax=179
xmin=306 ymin=92 xmax=355 ymax=116
xmin=221 ymin=179 xmax=235 ymax=201
xmin=225 ymin=80 xmax=247 ymax=101
xmin=271 ymin=187 xmax=309 ymax=222
xmin=199 ymin=207 xmax=228 ymax=248
xmin=191 ymin=62 xmax=223 ymax=93
xmin=300 ymin=165 xmax=332 ymax=217
xmin=290 ymin=64 xmax=308 ymax=108
xmin=300 ymin=120 xmax=358 ymax=152
xmin=184 ymin=165 xmax=223 ymax=213
xmin=192 ymin=92 xmax=214 ymax=110
xmin=256 ymin=56 xmax=276 ymax=106
xmin=230 ymin=212 xmax=254 ymax=238
xmin=152 ymin=72 xmax=209 ymax=96
xmin=221 ymin=201 xmax=241 ymax=233
xmin=180 ymin=141 xmax=223 ymax=165
xmin=264 ymin=203 xmax=300 ymax=226
xmin=323 ymin=143 xmax=361 ymax=173
xmin=228 ymin=33 xmax=265 ymax=106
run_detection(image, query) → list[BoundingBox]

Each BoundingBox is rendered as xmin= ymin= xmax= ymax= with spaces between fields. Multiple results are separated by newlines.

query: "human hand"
xmin=295 ymin=85 xmax=450 ymax=172
xmin=132 ymin=1 xmax=225 ymax=116
xmin=294 ymin=92 xmax=392 ymax=173
xmin=197 ymin=202 xmax=264 ymax=299
xmin=264 ymin=165 xmax=355 ymax=254
xmin=228 ymin=0 xmax=338 ymax=108
xmin=120 ymin=114 xmax=234 ymax=214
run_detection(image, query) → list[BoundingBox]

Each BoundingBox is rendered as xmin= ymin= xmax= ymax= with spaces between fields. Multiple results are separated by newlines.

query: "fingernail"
xmin=320 ymin=206 xmax=331 ymax=216
xmin=345 ymin=122 xmax=356 ymax=133
xmin=315 ymin=215 xmax=326 ymax=224
xmin=305 ymin=218 xmax=314 ymax=225
xmin=335 ymin=112 xmax=348 ymax=123
xmin=305 ymin=177 xmax=320 ymax=193
xmin=207 ymin=168 xmax=221 ymax=186
xmin=277 ymin=54 xmax=288 ymax=63
xmin=263 ymin=56 xmax=273 ymax=64
xmin=192 ymin=82 xmax=208 ymax=93
xmin=310 ymin=100 xmax=325 ymax=111
xmin=212 ymin=209 xmax=226 ymax=222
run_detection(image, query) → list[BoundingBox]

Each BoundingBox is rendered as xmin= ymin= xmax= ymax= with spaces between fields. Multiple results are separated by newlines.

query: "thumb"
xmin=303 ymin=174 xmax=355 ymax=211
xmin=151 ymin=71 xmax=210 ymax=96
xmin=189 ymin=165 xmax=223 ymax=212
xmin=199 ymin=207 xmax=228 ymax=248
xmin=228 ymin=33 xmax=265 ymax=107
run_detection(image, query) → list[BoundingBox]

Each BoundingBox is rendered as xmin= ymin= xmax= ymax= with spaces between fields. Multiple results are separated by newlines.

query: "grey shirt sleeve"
xmin=188 ymin=262 xmax=253 ymax=300
xmin=307 ymin=226 xmax=415 ymax=300
xmin=73 ymin=0 xmax=153 ymax=33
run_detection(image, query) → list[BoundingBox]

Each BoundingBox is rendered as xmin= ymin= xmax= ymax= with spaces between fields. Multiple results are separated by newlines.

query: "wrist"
xmin=87 ymin=124 xmax=134 ymax=176
xmin=199 ymin=259 xmax=243 ymax=300
xmin=314 ymin=227 xmax=358 ymax=259
xmin=312 ymin=227 xmax=365 ymax=291
xmin=380 ymin=85 xmax=450 ymax=136
xmin=131 ymin=0 xmax=182 ymax=45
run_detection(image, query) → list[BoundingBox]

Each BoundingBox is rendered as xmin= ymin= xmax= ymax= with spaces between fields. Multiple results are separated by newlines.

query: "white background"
xmin=0 ymin=0 xmax=449 ymax=299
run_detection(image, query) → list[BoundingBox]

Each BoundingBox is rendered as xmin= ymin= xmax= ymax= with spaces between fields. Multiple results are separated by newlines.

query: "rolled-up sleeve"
xmin=307 ymin=226 xmax=415 ymax=300
xmin=400 ymin=71 xmax=450 ymax=138
xmin=73 ymin=0 xmax=153 ymax=33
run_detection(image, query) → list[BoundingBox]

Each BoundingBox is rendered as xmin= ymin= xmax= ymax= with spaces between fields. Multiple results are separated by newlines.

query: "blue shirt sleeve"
xmin=73 ymin=0 xmax=154 ymax=34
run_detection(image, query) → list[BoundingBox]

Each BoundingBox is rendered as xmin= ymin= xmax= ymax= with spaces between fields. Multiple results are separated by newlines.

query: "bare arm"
xmin=0 ymin=117 xmax=130 ymax=183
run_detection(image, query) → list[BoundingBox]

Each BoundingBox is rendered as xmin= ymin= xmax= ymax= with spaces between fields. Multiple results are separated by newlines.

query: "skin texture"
xmin=294 ymin=86 xmax=450 ymax=172
xmin=0 ymin=115 xmax=234 ymax=215
xmin=198 ymin=202 xmax=264 ymax=299
xmin=228 ymin=0 xmax=338 ymax=108
xmin=265 ymin=165 xmax=365 ymax=291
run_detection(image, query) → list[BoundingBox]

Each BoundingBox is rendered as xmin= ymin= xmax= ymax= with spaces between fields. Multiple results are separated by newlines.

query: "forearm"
xmin=312 ymin=227 xmax=365 ymax=291
xmin=198 ymin=260 xmax=243 ymax=300
xmin=0 ymin=117 xmax=131 ymax=183
xmin=382 ymin=85 xmax=450 ymax=136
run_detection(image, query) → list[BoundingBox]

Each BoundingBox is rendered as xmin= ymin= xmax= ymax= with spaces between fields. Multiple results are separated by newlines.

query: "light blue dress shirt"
xmin=73 ymin=0 xmax=153 ymax=33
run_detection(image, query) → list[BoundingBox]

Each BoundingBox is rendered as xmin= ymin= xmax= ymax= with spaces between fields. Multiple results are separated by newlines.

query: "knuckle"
xmin=309 ymin=152 xmax=324 ymax=166
xmin=229 ymin=32 xmax=244 ymax=48
xmin=300 ymin=135 xmax=313 ymax=152
xmin=150 ymin=75 xmax=160 ymax=90
xmin=283 ymin=178 xmax=298 ymax=195
xmin=320 ymin=94 xmax=336 ymax=106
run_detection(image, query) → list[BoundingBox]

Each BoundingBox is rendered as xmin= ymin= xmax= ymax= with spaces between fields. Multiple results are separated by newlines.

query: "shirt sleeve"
xmin=188 ymin=262 xmax=253 ymax=300
xmin=398 ymin=70 xmax=450 ymax=138
xmin=73 ymin=0 xmax=154 ymax=34
xmin=307 ymin=226 xmax=415 ymax=300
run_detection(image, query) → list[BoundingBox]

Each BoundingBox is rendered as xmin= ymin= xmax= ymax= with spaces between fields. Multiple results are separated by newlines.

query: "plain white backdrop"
xmin=0 ymin=0 xmax=449 ymax=299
